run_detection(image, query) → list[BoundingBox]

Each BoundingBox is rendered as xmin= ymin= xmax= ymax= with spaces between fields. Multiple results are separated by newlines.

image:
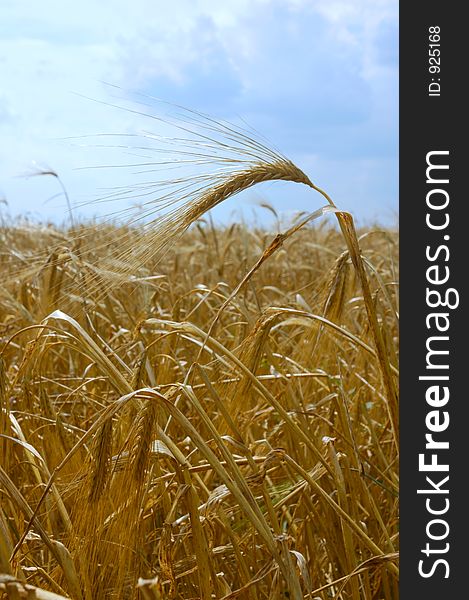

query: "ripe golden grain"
xmin=0 ymin=106 xmax=399 ymax=600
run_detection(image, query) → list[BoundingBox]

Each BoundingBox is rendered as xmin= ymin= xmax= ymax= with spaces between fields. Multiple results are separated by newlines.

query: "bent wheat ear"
xmin=78 ymin=157 xmax=317 ymax=300
xmin=185 ymin=160 xmax=313 ymax=222
xmin=151 ymin=160 xmax=315 ymax=264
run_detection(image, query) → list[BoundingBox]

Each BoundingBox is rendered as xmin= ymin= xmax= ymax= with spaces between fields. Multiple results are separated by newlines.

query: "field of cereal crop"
xmin=0 ymin=113 xmax=399 ymax=599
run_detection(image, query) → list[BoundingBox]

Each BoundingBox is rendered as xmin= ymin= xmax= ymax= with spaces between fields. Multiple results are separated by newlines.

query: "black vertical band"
xmin=400 ymin=4 xmax=466 ymax=596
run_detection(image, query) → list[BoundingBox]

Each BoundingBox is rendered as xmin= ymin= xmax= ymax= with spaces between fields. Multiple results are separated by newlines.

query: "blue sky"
xmin=0 ymin=0 xmax=398 ymax=227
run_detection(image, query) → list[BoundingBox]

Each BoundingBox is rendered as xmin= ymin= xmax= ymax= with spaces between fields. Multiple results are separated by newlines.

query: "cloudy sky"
xmin=0 ymin=0 xmax=398 ymax=226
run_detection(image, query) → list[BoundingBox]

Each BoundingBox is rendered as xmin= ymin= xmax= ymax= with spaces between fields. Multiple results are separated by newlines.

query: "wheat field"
xmin=0 ymin=117 xmax=398 ymax=599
